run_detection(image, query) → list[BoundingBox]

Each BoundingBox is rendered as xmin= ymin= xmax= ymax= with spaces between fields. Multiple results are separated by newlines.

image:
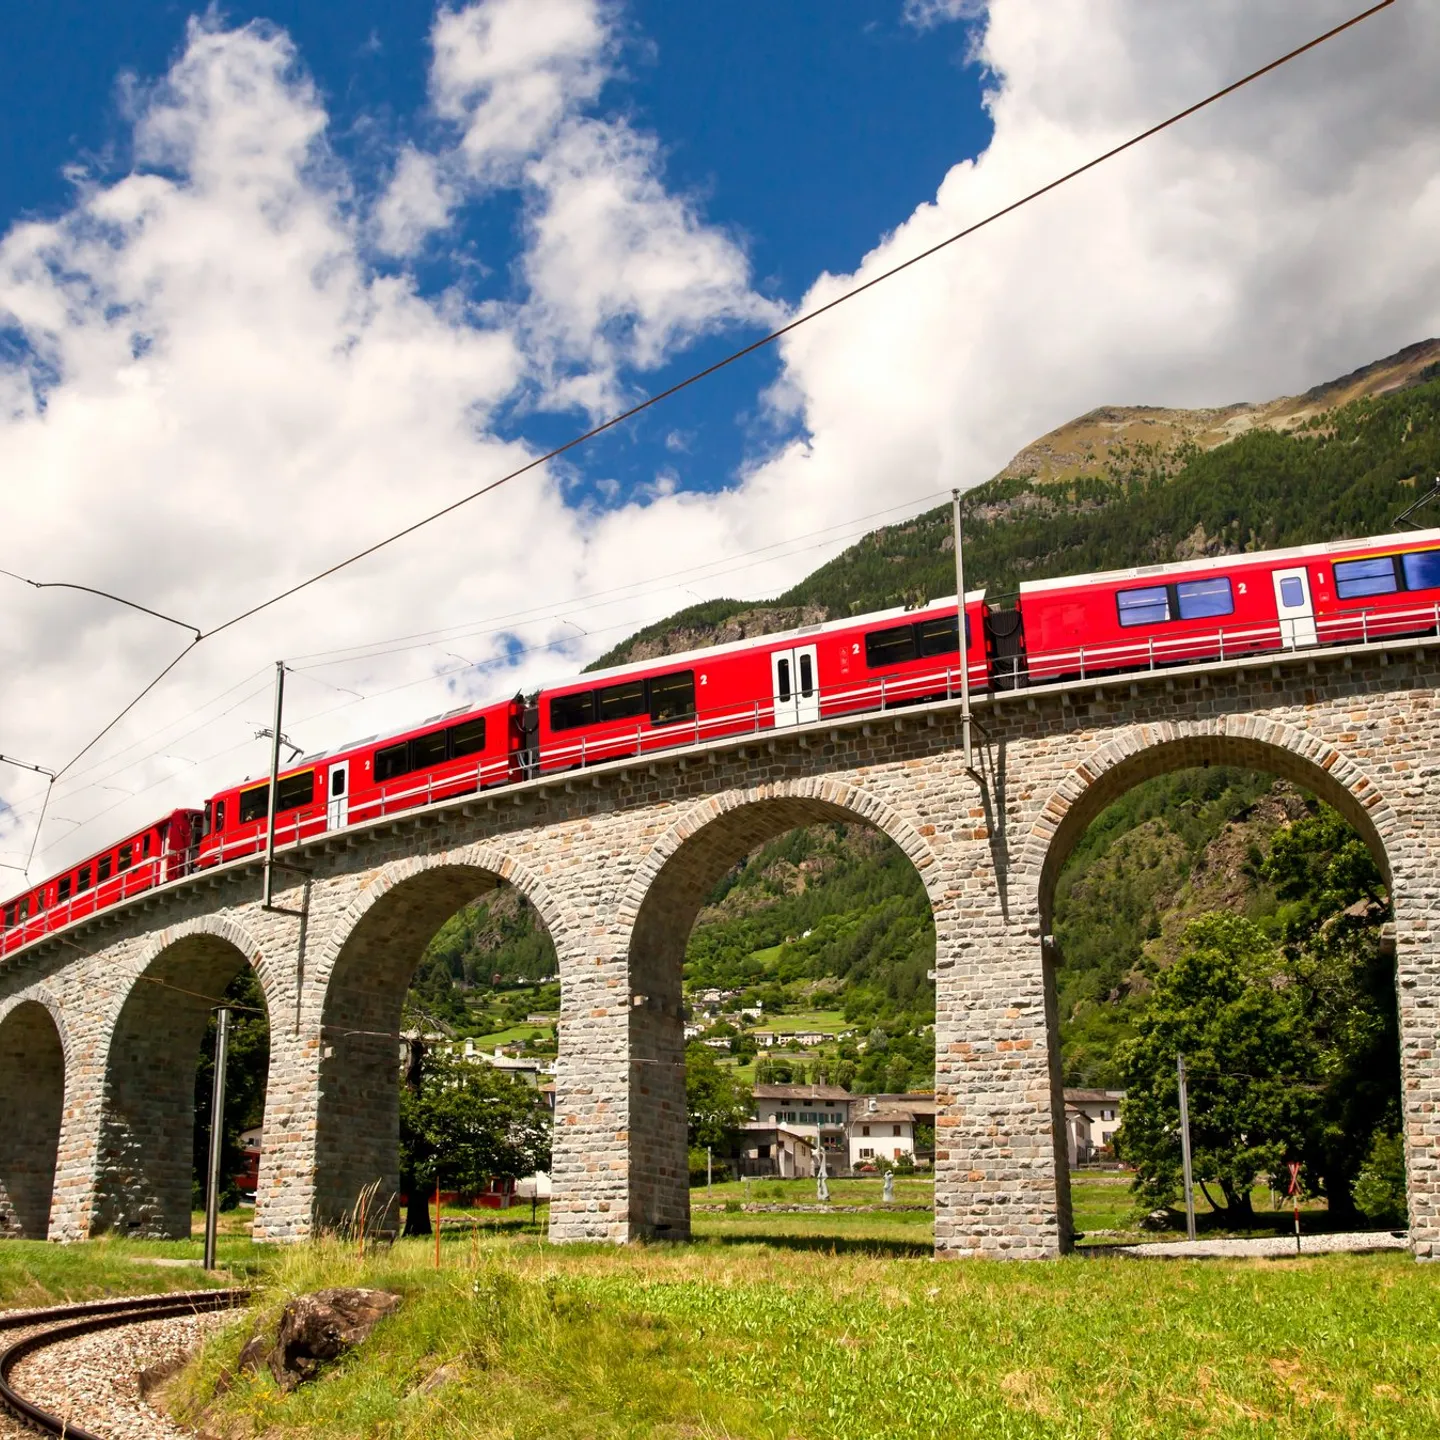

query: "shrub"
xmin=1353 ymin=1131 xmax=1407 ymax=1226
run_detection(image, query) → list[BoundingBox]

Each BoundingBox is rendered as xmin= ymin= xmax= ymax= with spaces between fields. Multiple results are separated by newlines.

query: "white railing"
xmin=5 ymin=598 xmax=1437 ymax=959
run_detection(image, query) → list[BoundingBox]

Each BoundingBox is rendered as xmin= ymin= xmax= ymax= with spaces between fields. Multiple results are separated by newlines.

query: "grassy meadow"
xmin=3 ymin=1182 xmax=1427 ymax=1439
xmin=164 ymin=1231 xmax=1439 ymax=1440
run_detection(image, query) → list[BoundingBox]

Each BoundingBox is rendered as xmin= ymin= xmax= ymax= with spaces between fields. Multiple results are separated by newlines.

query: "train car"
xmin=0 ymin=809 xmax=202 ymax=959
xmin=1016 ymin=527 xmax=1440 ymax=684
xmin=197 ymin=696 xmax=524 ymax=867
xmin=534 ymin=594 xmax=991 ymax=773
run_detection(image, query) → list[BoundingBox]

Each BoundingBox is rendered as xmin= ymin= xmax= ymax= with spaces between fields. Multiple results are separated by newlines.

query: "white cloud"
xmin=902 ymin=0 xmax=985 ymax=30
xmin=374 ymin=145 xmax=457 ymax=255
xmin=520 ymin=118 xmax=781 ymax=399
xmin=2 ymin=0 xmax=1438 ymax=888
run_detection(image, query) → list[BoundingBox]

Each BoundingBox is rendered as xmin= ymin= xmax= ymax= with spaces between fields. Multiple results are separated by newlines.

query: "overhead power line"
xmin=16 ymin=0 xmax=1395 ymax=814
xmin=0 ymin=568 xmax=201 ymax=638
xmin=199 ymin=0 xmax=1394 ymax=642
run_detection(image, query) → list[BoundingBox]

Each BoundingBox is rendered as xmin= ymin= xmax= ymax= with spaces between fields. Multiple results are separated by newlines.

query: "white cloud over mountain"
xmin=1 ymin=0 xmax=1436 ymax=882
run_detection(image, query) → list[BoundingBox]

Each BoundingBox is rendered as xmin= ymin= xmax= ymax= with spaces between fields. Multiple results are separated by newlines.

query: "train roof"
xmin=548 ymin=590 xmax=988 ymax=692
xmin=1018 ymin=526 xmax=1440 ymax=596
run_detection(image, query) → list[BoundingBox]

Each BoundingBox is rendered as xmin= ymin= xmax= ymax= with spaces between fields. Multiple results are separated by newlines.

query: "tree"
xmin=399 ymin=1049 xmax=552 ymax=1208
xmin=1262 ymin=807 xmax=1399 ymax=1220
xmin=192 ymin=969 xmax=270 ymax=1211
xmin=685 ymin=1042 xmax=752 ymax=1151
xmin=1118 ymin=914 xmax=1318 ymax=1222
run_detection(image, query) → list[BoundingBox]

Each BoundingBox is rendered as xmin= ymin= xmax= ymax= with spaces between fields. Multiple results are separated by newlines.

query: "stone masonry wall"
xmin=0 ymin=640 xmax=1437 ymax=1258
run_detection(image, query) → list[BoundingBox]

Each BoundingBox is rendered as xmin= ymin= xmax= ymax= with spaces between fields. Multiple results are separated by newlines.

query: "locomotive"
xmin=6 ymin=524 xmax=1440 ymax=957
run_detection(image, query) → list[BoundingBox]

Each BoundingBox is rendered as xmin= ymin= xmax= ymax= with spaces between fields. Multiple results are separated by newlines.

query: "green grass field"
xmin=4 ymin=1192 xmax=1433 ymax=1438
xmin=165 ymin=1232 xmax=1440 ymax=1440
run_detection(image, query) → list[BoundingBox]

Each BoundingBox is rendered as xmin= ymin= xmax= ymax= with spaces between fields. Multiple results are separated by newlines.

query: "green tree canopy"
xmin=685 ymin=1042 xmax=752 ymax=1150
xmin=1118 ymin=913 xmax=1318 ymax=1221
xmin=400 ymin=1048 xmax=551 ymax=1198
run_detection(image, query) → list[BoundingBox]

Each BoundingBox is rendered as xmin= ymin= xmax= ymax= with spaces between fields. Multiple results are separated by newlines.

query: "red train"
xmin=4 ymin=525 xmax=1439 ymax=956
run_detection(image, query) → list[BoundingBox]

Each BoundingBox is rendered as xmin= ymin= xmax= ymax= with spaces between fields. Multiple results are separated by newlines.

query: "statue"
xmin=882 ymin=1169 xmax=895 ymax=1204
xmin=816 ymin=1140 xmax=830 ymax=1202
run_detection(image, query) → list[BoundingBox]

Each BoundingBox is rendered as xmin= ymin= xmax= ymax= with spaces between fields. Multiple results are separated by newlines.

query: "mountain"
xmin=418 ymin=340 xmax=1436 ymax=1095
xmin=591 ymin=338 xmax=1440 ymax=668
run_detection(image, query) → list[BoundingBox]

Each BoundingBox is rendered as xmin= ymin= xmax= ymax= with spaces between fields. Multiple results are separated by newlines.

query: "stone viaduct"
xmin=1 ymin=632 xmax=1438 ymax=1259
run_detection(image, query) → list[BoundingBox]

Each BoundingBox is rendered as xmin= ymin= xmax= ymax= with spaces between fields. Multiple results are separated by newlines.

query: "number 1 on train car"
xmin=770 ymin=645 xmax=819 ymax=727
xmin=1272 ymin=567 xmax=1318 ymax=648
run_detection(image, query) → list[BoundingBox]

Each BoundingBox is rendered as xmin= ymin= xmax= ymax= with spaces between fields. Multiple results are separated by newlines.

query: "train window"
xmin=798 ymin=653 xmax=814 ymax=699
xmin=18 ymin=897 xmax=30 ymax=920
xmin=449 ymin=716 xmax=487 ymax=758
xmin=375 ymin=743 xmax=410 ymax=781
xmin=1279 ymin=577 xmax=1304 ymax=607
xmin=1401 ymin=550 xmax=1440 ymax=591
xmin=1334 ymin=556 xmax=1398 ymax=599
xmin=118 ymin=844 xmax=133 ymax=872
xmin=239 ymin=785 xmax=270 ymax=824
xmin=915 ymin=615 xmax=959 ymax=657
xmin=648 ymin=670 xmax=696 ymax=724
xmin=97 ymin=855 xmax=112 ymax=883
xmin=275 ymin=771 xmax=314 ymax=814
xmin=331 ymin=767 xmax=346 ymax=797
xmin=550 ymin=691 xmax=595 ymax=732
xmin=865 ymin=624 xmax=918 ymax=667
xmin=1175 ymin=577 xmax=1234 ymax=620
xmin=597 ymin=680 xmax=647 ymax=722
xmin=1117 ymin=585 xmax=1171 ymax=626
xmin=214 ymin=800 xmax=225 ymax=833
xmin=142 ymin=833 xmax=152 ymax=856
xmin=77 ymin=866 xmax=92 ymax=893
xmin=57 ymin=876 xmax=72 ymax=902
xmin=410 ymin=730 xmax=448 ymax=770
xmin=776 ymin=657 xmax=792 ymax=703
xmin=2 ymin=904 xmax=12 ymax=929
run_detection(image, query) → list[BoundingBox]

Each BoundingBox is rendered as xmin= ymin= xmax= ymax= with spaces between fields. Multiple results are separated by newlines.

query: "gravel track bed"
xmin=1116 ymin=1229 xmax=1410 ymax=1259
xmin=8 ymin=1307 xmax=232 ymax=1440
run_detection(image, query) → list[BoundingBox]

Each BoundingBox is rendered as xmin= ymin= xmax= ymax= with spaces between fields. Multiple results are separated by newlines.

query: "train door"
xmin=771 ymin=645 xmax=819 ymax=727
xmin=1272 ymin=567 xmax=1318 ymax=648
xmin=327 ymin=760 xmax=349 ymax=829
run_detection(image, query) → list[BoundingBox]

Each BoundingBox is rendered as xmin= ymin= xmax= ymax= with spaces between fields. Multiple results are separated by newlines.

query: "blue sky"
xmin=0 ymin=0 xmax=1433 ymax=873
xmin=0 ymin=2 xmax=991 ymax=501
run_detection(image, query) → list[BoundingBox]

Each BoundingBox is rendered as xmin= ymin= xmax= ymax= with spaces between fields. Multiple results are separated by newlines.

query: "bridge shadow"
xmin=693 ymin=1231 xmax=933 ymax=1259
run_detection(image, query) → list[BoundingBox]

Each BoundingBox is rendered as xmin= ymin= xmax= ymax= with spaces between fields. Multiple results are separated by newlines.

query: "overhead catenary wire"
xmin=7 ymin=0 xmax=1396 ymax=849
xmin=196 ymin=0 xmax=1395 ymax=643
xmin=2 ymin=493 xmax=948 ymax=835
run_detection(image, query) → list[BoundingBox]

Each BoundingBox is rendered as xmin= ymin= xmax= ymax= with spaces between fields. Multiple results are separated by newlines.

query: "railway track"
xmin=0 ymin=1289 xmax=248 ymax=1440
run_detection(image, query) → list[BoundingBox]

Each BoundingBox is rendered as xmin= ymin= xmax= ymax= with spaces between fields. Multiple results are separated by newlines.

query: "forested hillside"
xmin=410 ymin=344 xmax=1436 ymax=1105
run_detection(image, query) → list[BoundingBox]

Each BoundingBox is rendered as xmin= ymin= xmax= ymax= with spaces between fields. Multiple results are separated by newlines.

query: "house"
xmin=737 ymin=1122 xmax=819 ymax=1178
xmin=460 ymin=1038 xmax=554 ymax=1087
xmin=750 ymin=1084 xmax=850 ymax=1167
xmin=1065 ymin=1088 xmax=1124 ymax=1165
xmin=847 ymin=1094 xmax=916 ymax=1167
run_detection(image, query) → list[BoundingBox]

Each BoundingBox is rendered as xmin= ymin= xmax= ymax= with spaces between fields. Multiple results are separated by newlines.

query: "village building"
xmin=1064 ymin=1088 xmax=1125 ymax=1165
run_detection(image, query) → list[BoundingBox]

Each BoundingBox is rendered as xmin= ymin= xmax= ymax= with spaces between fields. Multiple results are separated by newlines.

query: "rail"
xmin=3 ymin=596 xmax=1437 ymax=959
xmin=0 ymin=1289 xmax=248 ymax=1440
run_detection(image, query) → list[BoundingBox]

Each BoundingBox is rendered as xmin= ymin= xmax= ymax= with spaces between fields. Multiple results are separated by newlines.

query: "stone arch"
xmin=1015 ymin=717 xmax=1410 ymax=1247
xmin=311 ymin=846 xmax=567 ymax=1229
xmin=0 ymin=994 xmax=70 ymax=1239
xmin=618 ymin=780 xmax=940 ymax=1240
xmin=95 ymin=915 xmax=271 ymax=1238
xmin=1017 ymin=718 xmax=1398 ymax=934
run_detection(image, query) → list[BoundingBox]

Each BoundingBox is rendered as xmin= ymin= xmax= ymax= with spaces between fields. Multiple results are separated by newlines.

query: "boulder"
xmin=267 ymin=1288 xmax=402 ymax=1391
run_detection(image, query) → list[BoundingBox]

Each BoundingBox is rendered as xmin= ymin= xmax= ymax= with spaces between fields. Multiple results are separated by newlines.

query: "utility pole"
xmin=203 ymin=1007 xmax=231 ymax=1271
xmin=1177 ymin=1052 xmax=1197 ymax=1242
xmin=951 ymin=489 xmax=972 ymax=770
xmin=262 ymin=661 xmax=285 ymax=909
